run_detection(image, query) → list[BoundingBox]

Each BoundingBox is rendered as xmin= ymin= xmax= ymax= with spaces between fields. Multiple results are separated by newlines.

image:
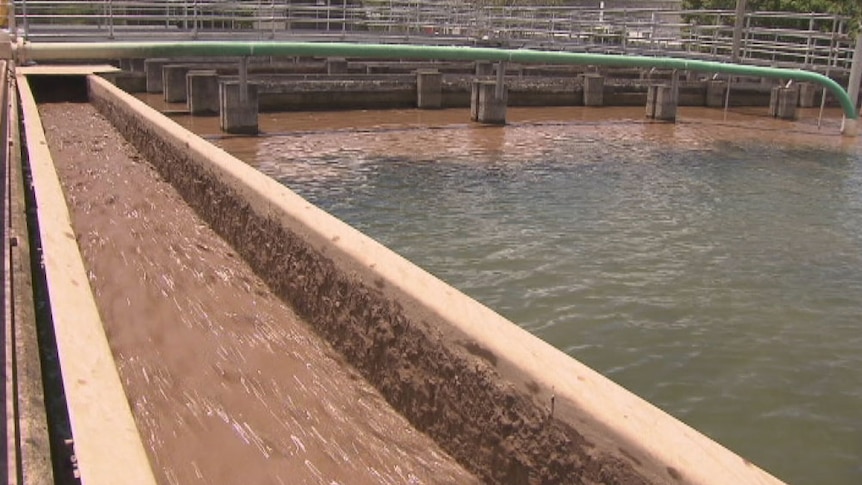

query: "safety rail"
xmin=8 ymin=1 xmax=857 ymax=73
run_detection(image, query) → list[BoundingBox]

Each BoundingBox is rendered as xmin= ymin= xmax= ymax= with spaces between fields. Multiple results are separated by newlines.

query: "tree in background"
xmin=683 ymin=0 xmax=860 ymax=30
xmin=683 ymin=0 xmax=860 ymax=20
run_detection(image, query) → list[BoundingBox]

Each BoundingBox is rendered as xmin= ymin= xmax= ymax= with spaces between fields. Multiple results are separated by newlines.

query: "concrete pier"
xmin=187 ymin=69 xmax=219 ymax=115
xmin=769 ymin=86 xmax=799 ymax=120
xmin=219 ymin=81 xmax=259 ymax=134
xmin=416 ymin=69 xmax=442 ymax=109
xmin=104 ymin=71 xmax=147 ymax=93
xmin=798 ymin=82 xmax=819 ymax=108
xmin=646 ymin=84 xmax=677 ymax=121
xmin=475 ymin=61 xmax=493 ymax=77
xmin=706 ymin=80 xmax=727 ymax=108
xmin=144 ymin=58 xmax=168 ymax=93
xmin=162 ymin=64 xmax=192 ymax=103
xmin=121 ymin=58 xmax=146 ymax=73
xmin=326 ymin=57 xmax=348 ymax=75
xmin=471 ymin=80 xmax=507 ymax=124
xmin=583 ymin=73 xmax=604 ymax=106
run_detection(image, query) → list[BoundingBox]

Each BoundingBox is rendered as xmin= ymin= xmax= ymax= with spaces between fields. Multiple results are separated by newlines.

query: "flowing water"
xmin=154 ymin=97 xmax=862 ymax=484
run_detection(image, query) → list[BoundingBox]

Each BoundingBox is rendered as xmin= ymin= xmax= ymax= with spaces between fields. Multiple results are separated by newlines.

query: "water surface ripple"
xmin=179 ymin=106 xmax=862 ymax=484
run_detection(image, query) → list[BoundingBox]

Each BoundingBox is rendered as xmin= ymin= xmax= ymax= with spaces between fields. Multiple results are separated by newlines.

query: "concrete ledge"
xmin=17 ymin=73 xmax=157 ymax=485
xmin=4 ymin=61 xmax=54 ymax=484
xmin=86 ymin=74 xmax=783 ymax=485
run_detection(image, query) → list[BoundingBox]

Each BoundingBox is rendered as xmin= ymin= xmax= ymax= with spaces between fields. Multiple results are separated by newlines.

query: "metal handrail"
xmin=10 ymin=2 xmax=857 ymax=72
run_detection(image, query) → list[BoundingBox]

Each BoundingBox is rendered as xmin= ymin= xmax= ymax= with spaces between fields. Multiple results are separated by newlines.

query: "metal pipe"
xmin=20 ymin=40 xmax=859 ymax=120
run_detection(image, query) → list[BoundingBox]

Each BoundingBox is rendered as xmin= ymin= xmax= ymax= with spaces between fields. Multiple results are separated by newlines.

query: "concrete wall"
xmin=82 ymin=73 xmax=784 ymax=484
xmin=17 ymin=72 xmax=158 ymax=485
xmin=3 ymin=61 xmax=56 ymax=485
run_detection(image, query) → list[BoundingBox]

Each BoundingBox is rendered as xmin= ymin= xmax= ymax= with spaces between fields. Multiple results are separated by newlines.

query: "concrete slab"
xmin=17 ymin=64 xmax=119 ymax=76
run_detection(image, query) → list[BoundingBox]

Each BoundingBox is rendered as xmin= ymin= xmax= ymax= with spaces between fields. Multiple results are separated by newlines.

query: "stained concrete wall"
xmin=17 ymin=71 xmax=158 ymax=485
xmin=3 ymin=61 xmax=56 ymax=485
xmin=82 ymin=73 xmax=784 ymax=485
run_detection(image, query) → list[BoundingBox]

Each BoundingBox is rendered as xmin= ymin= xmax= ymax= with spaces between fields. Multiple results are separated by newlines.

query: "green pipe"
xmin=21 ymin=41 xmax=859 ymax=119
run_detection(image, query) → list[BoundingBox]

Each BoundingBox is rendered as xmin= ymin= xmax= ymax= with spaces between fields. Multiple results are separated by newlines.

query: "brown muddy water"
xmin=39 ymin=102 xmax=480 ymax=485
xmin=145 ymin=96 xmax=862 ymax=485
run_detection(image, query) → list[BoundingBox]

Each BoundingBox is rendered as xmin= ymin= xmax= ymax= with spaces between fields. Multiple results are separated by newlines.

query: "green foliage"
xmin=683 ymin=0 xmax=860 ymax=31
xmin=683 ymin=0 xmax=859 ymax=19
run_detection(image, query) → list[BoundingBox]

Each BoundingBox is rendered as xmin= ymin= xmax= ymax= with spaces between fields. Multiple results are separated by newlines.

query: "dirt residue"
xmin=86 ymin=86 xmax=654 ymax=484
xmin=40 ymin=101 xmax=480 ymax=485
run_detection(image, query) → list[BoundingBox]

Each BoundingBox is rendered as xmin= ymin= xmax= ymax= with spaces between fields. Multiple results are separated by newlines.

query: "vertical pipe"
xmin=818 ymin=28 xmax=835 ymax=130
xmin=847 ymin=24 xmax=862 ymax=111
xmin=239 ymin=57 xmax=248 ymax=104
xmin=495 ymin=60 xmax=505 ymax=100
xmin=731 ymin=0 xmax=747 ymax=63
xmin=671 ymin=69 xmax=679 ymax=105
xmin=723 ymin=75 xmax=732 ymax=117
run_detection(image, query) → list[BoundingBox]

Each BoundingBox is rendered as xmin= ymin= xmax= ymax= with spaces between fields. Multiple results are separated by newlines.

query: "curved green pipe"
xmin=22 ymin=40 xmax=858 ymax=119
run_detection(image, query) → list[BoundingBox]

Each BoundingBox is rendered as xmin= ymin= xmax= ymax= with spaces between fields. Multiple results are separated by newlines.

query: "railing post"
xmin=650 ymin=12 xmax=656 ymax=51
xmin=270 ymin=0 xmax=276 ymax=39
xmin=108 ymin=0 xmax=114 ymax=40
xmin=804 ymin=16 xmax=814 ymax=67
xmin=731 ymin=0 xmax=747 ymax=63
xmin=192 ymin=0 xmax=199 ymax=39
xmin=22 ymin=0 xmax=28 ymax=41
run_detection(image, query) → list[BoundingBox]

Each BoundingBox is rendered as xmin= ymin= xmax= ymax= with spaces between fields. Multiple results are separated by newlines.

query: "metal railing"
xmin=8 ymin=1 xmax=857 ymax=73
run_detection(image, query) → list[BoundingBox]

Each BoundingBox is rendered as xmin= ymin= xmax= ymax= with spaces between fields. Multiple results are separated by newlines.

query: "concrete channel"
xmin=4 ymin=61 xmax=791 ymax=484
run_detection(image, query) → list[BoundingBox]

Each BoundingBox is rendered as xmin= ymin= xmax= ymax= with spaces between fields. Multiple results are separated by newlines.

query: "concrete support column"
xmin=761 ymin=72 xmax=780 ymax=87
xmin=471 ymin=80 xmax=507 ymax=124
xmin=769 ymin=86 xmax=799 ymax=120
xmin=129 ymin=58 xmax=146 ymax=73
xmin=416 ymin=70 xmax=442 ymax=109
xmin=797 ymin=82 xmax=819 ymax=108
xmin=112 ymin=72 xmax=147 ymax=93
xmin=583 ymin=73 xmax=604 ymax=106
xmin=646 ymin=85 xmax=677 ymax=121
xmin=144 ymin=58 xmax=168 ymax=93
xmin=705 ymin=80 xmax=727 ymax=108
xmin=219 ymin=81 xmax=259 ymax=134
xmin=475 ymin=61 xmax=493 ymax=76
xmin=162 ymin=65 xmax=192 ymax=103
xmin=326 ymin=57 xmax=348 ymax=75
xmin=187 ymin=70 xmax=219 ymax=115
xmin=495 ymin=61 xmax=506 ymax=100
